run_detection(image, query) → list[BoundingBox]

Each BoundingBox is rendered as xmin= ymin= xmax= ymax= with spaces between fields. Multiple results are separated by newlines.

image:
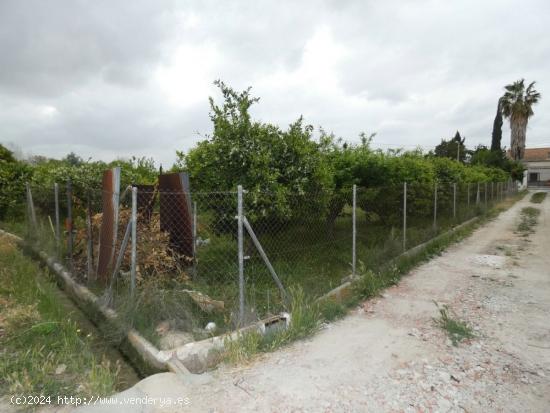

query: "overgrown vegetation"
xmin=530 ymin=192 xmax=547 ymax=204
xmin=222 ymin=191 xmax=525 ymax=362
xmin=433 ymin=302 xmax=475 ymax=346
xmin=174 ymin=82 xmax=514 ymax=229
xmin=0 ymin=235 xmax=121 ymax=398
xmin=517 ymin=206 xmax=540 ymax=235
xmin=0 ymin=80 xmax=527 ymax=360
xmin=223 ymin=287 xmax=322 ymax=364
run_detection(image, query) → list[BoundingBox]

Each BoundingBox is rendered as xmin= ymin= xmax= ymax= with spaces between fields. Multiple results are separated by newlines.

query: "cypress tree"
xmin=490 ymin=99 xmax=503 ymax=152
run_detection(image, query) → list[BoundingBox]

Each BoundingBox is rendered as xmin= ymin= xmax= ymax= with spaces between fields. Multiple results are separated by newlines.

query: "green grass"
xmin=517 ymin=207 xmax=540 ymax=235
xmin=223 ymin=287 xmax=322 ymax=364
xmin=433 ymin=302 xmax=475 ymax=346
xmin=345 ymin=190 xmax=526 ymax=308
xmin=221 ymin=193 xmax=504 ymax=361
xmin=0 ymin=235 xmax=121 ymax=398
xmin=530 ymin=192 xmax=547 ymax=204
xmin=107 ymin=277 xmax=229 ymax=346
xmin=0 ymin=220 xmax=26 ymax=237
xmin=221 ymin=210 xmax=485 ymax=361
xmin=15 ymin=188 xmax=525 ymax=355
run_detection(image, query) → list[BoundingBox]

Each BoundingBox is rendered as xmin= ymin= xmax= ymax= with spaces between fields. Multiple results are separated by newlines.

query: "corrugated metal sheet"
xmin=159 ymin=172 xmax=193 ymax=259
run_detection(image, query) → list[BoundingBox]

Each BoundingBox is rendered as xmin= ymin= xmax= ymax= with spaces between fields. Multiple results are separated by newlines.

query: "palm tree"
xmin=501 ymin=79 xmax=541 ymax=160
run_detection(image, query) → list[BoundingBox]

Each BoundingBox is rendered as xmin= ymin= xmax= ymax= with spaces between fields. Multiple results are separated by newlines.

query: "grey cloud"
xmin=0 ymin=0 xmax=177 ymax=97
xmin=1 ymin=0 xmax=550 ymax=167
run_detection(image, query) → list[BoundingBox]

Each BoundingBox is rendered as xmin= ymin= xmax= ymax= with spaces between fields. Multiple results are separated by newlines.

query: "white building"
xmin=520 ymin=148 xmax=550 ymax=188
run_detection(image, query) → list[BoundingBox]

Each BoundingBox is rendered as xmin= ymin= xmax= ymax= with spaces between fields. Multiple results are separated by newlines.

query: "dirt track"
xmin=77 ymin=191 xmax=550 ymax=413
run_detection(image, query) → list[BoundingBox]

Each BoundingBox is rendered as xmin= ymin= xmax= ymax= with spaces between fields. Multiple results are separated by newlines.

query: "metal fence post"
xmin=192 ymin=201 xmax=197 ymax=280
xmin=66 ymin=180 xmax=73 ymax=271
xmin=453 ymin=182 xmax=457 ymax=220
xmin=237 ymin=185 xmax=245 ymax=325
xmin=352 ymin=184 xmax=357 ymax=277
xmin=491 ymin=182 xmax=494 ymax=202
xmin=476 ymin=183 xmax=480 ymax=205
xmin=467 ymin=183 xmax=470 ymax=208
xmin=484 ymin=182 xmax=488 ymax=209
xmin=54 ymin=183 xmax=60 ymax=256
xmin=86 ymin=192 xmax=94 ymax=281
xmin=25 ymin=182 xmax=37 ymax=233
xmin=24 ymin=184 xmax=30 ymax=238
xmin=433 ymin=182 xmax=438 ymax=230
xmin=403 ymin=182 xmax=407 ymax=252
xmin=130 ymin=186 xmax=137 ymax=299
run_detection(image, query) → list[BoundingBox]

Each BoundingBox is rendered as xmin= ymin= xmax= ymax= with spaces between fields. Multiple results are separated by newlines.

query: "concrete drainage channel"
xmin=0 ymin=229 xmax=291 ymax=380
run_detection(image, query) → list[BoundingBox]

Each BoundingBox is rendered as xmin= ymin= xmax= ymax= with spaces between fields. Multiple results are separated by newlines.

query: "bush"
xmin=0 ymin=146 xmax=32 ymax=220
xmin=175 ymin=81 xmax=332 ymax=229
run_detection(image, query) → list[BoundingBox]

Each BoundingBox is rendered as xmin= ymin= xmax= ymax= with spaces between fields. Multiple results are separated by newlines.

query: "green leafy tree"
xmin=433 ymin=131 xmax=467 ymax=163
xmin=501 ymin=79 xmax=541 ymax=160
xmin=0 ymin=144 xmax=16 ymax=163
xmin=470 ymin=145 xmax=524 ymax=181
xmin=63 ymin=152 xmax=85 ymax=166
xmin=176 ymin=80 xmax=332 ymax=227
xmin=0 ymin=145 xmax=31 ymax=220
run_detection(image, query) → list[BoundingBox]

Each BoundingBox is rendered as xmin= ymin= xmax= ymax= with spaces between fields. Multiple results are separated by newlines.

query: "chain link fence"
xmin=21 ymin=179 xmax=517 ymax=348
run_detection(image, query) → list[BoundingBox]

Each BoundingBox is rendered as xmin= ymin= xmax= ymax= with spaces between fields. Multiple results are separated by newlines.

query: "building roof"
xmin=523 ymin=147 xmax=550 ymax=161
xmin=507 ymin=147 xmax=550 ymax=161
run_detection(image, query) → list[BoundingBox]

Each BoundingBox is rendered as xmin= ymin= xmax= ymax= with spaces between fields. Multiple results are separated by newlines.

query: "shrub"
xmin=175 ymin=81 xmax=332 ymax=229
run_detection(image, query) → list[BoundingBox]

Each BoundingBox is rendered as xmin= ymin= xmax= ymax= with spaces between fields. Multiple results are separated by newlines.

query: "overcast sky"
xmin=1 ymin=0 xmax=549 ymax=167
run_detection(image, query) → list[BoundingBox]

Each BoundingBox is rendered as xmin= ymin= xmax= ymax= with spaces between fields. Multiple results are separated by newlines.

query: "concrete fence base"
xmin=318 ymin=216 xmax=480 ymax=304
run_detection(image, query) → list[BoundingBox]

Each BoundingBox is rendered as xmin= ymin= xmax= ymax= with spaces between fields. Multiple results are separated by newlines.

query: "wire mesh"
xmin=242 ymin=188 xmax=354 ymax=321
xmin=20 ymin=180 xmax=518 ymax=346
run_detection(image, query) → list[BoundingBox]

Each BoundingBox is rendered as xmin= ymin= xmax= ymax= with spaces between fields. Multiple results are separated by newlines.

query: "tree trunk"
xmin=510 ymin=115 xmax=528 ymax=160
